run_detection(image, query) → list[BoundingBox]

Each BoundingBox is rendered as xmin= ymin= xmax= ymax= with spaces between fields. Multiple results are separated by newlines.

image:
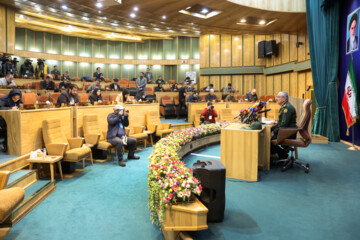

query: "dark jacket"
xmin=272 ymin=102 xmax=297 ymax=140
xmin=93 ymin=72 xmax=101 ymax=79
xmin=40 ymin=80 xmax=55 ymax=90
xmin=61 ymin=75 xmax=71 ymax=81
xmin=57 ymin=90 xmax=79 ymax=105
xmin=59 ymin=81 xmax=71 ymax=89
xmin=107 ymin=113 xmax=129 ymax=140
xmin=110 ymin=83 xmax=120 ymax=90
xmin=187 ymin=94 xmax=202 ymax=102
xmin=89 ymin=88 xmax=103 ymax=104
xmin=19 ymin=63 xmax=34 ymax=77
xmin=0 ymin=89 xmax=22 ymax=110
xmin=205 ymin=94 xmax=217 ymax=102
xmin=51 ymin=70 xmax=61 ymax=80
xmin=245 ymin=92 xmax=258 ymax=102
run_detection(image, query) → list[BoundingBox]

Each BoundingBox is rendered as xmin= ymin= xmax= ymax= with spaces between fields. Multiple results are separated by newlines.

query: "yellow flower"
xmin=169 ymin=189 xmax=173 ymax=193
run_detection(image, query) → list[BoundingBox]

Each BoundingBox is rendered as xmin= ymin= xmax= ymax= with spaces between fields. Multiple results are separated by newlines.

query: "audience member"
xmin=87 ymin=79 xmax=102 ymax=93
xmin=171 ymin=83 xmax=178 ymax=91
xmin=116 ymin=88 xmax=130 ymax=103
xmin=98 ymin=73 xmax=105 ymax=81
xmin=203 ymin=83 xmax=215 ymax=92
xmin=89 ymin=87 xmax=103 ymax=104
xmin=93 ymin=67 xmax=101 ymax=79
xmin=184 ymin=76 xmax=192 ymax=85
xmin=136 ymin=72 xmax=147 ymax=96
xmin=145 ymin=68 xmax=153 ymax=83
xmin=201 ymin=102 xmax=218 ymax=124
xmin=59 ymin=78 xmax=72 ymax=89
xmin=223 ymin=83 xmax=234 ymax=93
xmin=187 ymin=91 xmax=202 ymax=102
xmin=154 ymin=83 xmax=165 ymax=92
xmin=61 ymin=71 xmax=71 ymax=81
xmin=225 ymin=91 xmax=236 ymax=102
xmin=205 ymin=89 xmax=218 ymax=102
xmin=177 ymin=82 xmax=187 ymax=119
xmin=0 ymin=89 xmax=22 ymax=110
xmin=110 ymin=78 xmax=121 ymax=90
xmin=51 ymin=65 xmax=61 ymax=80
xmin=187 ymin=83 xmax=195 ymax=92
xmin=40 ymin=75 xmax=55 ymax=90
xmin=106 ymin=105 xmax=139 ymax=167
xmin=245 ymin=89 xmax=258 ymax=102
xmin=57 ymin=84 xmax=79 ymax=105
xmin=0 ymin=74 xmax=16 ymax=86
xmin=155 ymin=76 xmax=165 ymax=85
xmin=19 ymin=59 xmax=34 ymax=77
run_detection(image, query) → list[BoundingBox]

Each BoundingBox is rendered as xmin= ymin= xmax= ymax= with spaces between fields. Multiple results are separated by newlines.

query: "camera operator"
xmin=201 ymin=102 xmax=218 ymax=124
xmin=106 ymin=105 xmax=140 ymax=167
xmin=19 ymin=59 xmax=34 ymax=77
xmin=35 ymin=59 xmax=49 ymax=79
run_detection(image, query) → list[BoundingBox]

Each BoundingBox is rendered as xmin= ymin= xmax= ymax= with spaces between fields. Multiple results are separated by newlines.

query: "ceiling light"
xmin=127 ymin=26 xmax=134 ymax=29
xmin=19 ymin=14 xmax=24 ymax=19
xmin=66 ymin=13 xmax=74 ymax=17
xmin=102 ymin=17 xmax=107 ymax=20
xmin=186 ymin=6 xmax=191 ymax=10
xmin=111 ymin=32 xmax=115 ymax=36
xmin=234 ymin=37 xmax=239 ymax=41
xmin=130 ymin=13 xmax=136 ymax=18
xmin=61 ymin=4 xmax=68 ymax=10
xmin=82 ymin=17 xmax=89 ymax=21
xmin=201 ymin=8 xmax=209 ymax=14
xmin=35 ymin=6 xmax=41 ymax=11
xmin=49 ymin=8 xmax=56 ymax=13
xmin=154 ymin=28 xmax=160 ymax=31
xmin=140 ymin=25 xmax=145 ymax=28
xmin=111 ymin=23 xmax=118 ymax=26
xmin=98 ymin=11 xmax=102 ymax=13
xmin=240 ymin=19 xmax=246 ymax=23
xmin=259 ymin=20 xmax=266 ymax=25
xmin=134 ymin=7 xmax=138 ymax=11
xmin=162 ymin=15 xmax=166 ymax=19
xmin=183 ymin=32 xmax=188 ymax=34
xmin=95 ymin=2 xmax=103 ymax=8
xmin=96 ymin=19 xmax=103 ymax=23
xmin=168 ymin=29 xmax=174 ymax=32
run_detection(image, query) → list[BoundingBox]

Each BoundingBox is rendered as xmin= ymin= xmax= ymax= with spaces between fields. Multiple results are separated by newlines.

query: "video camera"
xmin=0 ymin=54 xmax=19 ymax=77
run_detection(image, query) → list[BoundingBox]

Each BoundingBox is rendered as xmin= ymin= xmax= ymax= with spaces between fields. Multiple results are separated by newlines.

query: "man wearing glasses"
xmin=347 ymin=13 xmax=359 ymax=53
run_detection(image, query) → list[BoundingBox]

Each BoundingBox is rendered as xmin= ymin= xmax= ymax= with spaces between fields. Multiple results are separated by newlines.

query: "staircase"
xmin=0 ymin=154 xmax=56 ymax=227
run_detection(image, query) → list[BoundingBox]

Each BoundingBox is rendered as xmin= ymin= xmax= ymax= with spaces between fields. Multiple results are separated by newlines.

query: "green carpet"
xmin=5 ymin=142 xmax=360 ymax=240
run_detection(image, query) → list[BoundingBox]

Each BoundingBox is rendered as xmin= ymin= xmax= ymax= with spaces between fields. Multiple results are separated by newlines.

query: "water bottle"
xmin=43 ymin=148 xmax=46 ymax=160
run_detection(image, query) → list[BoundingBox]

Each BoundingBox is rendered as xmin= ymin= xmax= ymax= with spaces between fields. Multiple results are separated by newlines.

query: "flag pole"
xmin=348 ymin=125 xmax=358 ymax=150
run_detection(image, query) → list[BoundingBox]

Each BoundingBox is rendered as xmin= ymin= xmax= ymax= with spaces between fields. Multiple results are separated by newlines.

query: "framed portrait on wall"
xmin=346 ymin=9 xmax=360 ymax=55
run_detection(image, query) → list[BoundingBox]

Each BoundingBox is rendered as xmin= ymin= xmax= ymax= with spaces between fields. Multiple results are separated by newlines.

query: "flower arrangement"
xmin=148 ymin=122 xmax=229 ymax=226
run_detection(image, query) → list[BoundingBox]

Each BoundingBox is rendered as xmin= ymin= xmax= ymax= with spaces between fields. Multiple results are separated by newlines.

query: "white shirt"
xmin=0 ymin=78 xmax=16 ymax=86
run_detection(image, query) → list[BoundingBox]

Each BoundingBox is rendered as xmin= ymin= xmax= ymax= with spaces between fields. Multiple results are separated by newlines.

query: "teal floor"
xmin=5 ymin=142 xmax=360 ymax=240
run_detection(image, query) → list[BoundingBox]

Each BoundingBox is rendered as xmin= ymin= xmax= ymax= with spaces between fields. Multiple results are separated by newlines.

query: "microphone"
xmin=234 ymin=113 xmax=241 ymax=119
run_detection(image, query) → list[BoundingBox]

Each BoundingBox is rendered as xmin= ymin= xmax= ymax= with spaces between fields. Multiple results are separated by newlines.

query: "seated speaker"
xmin=193 ymin=160 xmax=226 ymax=222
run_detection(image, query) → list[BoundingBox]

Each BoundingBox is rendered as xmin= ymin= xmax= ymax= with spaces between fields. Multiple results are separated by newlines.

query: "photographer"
xmin=106 ymin=105 xmax=139 ymax=167
xmin=19 ymin=59 xmax=34 ymax=77
xmin=35 ymin=59 xmax=49 ymax=79
xmin=201 ymin=102 xmax=218 ymax=124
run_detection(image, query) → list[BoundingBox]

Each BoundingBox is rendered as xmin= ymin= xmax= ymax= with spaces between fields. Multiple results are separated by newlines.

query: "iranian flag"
xmin=342 ymin=57 xmax=359 ymax=135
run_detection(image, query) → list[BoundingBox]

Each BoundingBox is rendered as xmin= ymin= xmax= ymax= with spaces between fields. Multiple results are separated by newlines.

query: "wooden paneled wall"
xmin=199 ymin=29 xmax=312 ymax=98
xmin=0 ymin=6 xmax=15 ymax=54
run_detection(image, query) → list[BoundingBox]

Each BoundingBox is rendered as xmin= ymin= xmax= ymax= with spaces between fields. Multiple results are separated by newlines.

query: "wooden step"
xmin=1 ymin=180 xmax=56 ymax=227
xmin=5 ymin=170 xmax=38 ymax=189
xmin=0 ymin=154 xmax=30 ymax=173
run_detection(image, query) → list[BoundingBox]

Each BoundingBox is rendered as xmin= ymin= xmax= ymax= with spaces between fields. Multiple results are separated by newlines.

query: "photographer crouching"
xmin=201 ymin=102 xmax=218 ymax=124
xmin=107 ymin=105 xmax=140 ymax=167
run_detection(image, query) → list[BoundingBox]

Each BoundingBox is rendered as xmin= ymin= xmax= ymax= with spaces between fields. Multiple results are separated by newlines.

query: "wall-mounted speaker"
xmin=258 ymin=41 xmax=266 ymax=58
xmin=265 ymin=40 xmax=278 ymax=56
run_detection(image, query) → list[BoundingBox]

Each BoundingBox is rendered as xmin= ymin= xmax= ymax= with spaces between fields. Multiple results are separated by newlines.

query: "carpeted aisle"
xmin=5 ymin=142 xmax=360 ymax=240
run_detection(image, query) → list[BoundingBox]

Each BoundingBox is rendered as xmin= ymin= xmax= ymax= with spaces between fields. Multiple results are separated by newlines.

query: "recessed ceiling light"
xmin=35 ymin=6 xmax=41 ymax=11
xmin=134 ymin=6 xmax=138 ymax=11
xmin=49 ymin=8 xmax=56 ymax=13
xmin=186 ymin=6 xmax=191 ymax=10
xmin=259 ymin=20 xmax=266 ymax=25
xmin=111 ymin=23 xmax=118 ymax=26
xmin=82 ymin=17 xmax=89 ymax=21
xmin=168 ymin=29 xmax=174 ymax=32
xmin=95 ymin=2 xmax=103 ymax=8
xmin=140 ymin=25 xmax=145 ymax=28
xmin=96 ymin=20 xmax=103 ymax=23
xmin=19 ymin=14 xmax=24 ymax=19
xmin=154 ymin=28 xmax=160 ymax=31
xmin=162 ymin=15 xmax=166 ymax=19
xmin=183 ymin=32 xmax=187 ymax=34
xmin=130 ymin=13 xmax=136 ymax=18
xmin=127 ymin=26 xmax=134 ymax=29
xmin=66 ymin=13 xmax=74 ymax=17
xmin=102 ymin=17 xmax=107 ymax=20
xmin=234 ymin=37 xmax=239 ymax=41
xmin=61 ymin=4 xmax=67 ymax=10
xmin=240 ymin=19 xmax=246 ymax=23
xmin=201 ymin=8 xmax=209 ymax=14
xmin=111 ymin=32 xmax=115 ymax=36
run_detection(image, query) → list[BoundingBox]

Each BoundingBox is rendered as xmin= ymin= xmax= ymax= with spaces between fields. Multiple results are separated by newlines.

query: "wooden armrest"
xmin=0 ymin=171 xmax=11 ymax=190
xmin=67 ymin=138 xmax=84 ymax=149
xmin=45 ymin=143 xmax=68 ymax=156
xmin=102 ymin=131 xmax=107 ymax=140
xmin=125 ymin=127 xmax=131 ymax=136
xmin=84 ymin=134 xmax=101 ymax=145
xmin=133 ymin=126 xmax=144 ymax=134
xmin=147 ymin=124 xmax=157 ymax=133
xmin=276 ymin=128 xmax=299 ymax=144
xmin=162 ymin=123 xmax=171 ymax=129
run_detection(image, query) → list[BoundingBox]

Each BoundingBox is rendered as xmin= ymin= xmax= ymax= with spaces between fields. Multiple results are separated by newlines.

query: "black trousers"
xmin=108 ymin=136 xmax=137 ymax=160
xmin=271 ymin=133 xmax=296 ymax=159
xmin=177 ymin=99 xmax=187 ymax=118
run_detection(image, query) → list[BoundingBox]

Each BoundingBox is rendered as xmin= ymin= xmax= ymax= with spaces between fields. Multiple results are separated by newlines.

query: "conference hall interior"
xmin=0 ymin=0 xmax=359 ymax=239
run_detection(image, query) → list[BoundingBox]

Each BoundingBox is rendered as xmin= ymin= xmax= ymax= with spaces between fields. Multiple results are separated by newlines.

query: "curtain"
xmin=306 ymin=0 xmax=340 ymax=141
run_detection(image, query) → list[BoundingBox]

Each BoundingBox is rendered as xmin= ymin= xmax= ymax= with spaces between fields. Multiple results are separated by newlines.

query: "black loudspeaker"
xmin=193 ymin=160 xmax=226 ymax=222
xmin=258 ymin=41 xmax=266 ymax=58
xmin=265 ymin=40 xmax=278 ymax=56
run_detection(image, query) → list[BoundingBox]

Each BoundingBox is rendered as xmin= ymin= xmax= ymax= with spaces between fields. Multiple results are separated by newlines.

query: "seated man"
xmin=222 ymin=83 xmax=235 ymax=93
xmin=184 ymin=76 xmax=192 ymax=85
xmin=106 ymin=105 xmax=139 ymax=167
xmin=51 ymin=65 xmax=61 ymax=80
xmin=245 ymin=89 xmax=258 ymax=102
xmin=187 ymin=91 xmax=202 ymax=102
xmin=205 ymin=89 xmax=218 ymax=102
xmin=59 ymin=78 xmax=72 ymax=89
xmin=201 ymin=102 xmax=218 ymax=124
xmin=57 ymin=84 xmax=79 ymax=106
xmin=61 ymin=71 xmax=71 ymax=81
xmin=225 ymin=91 xmax=236 ymax=102
xmin=110 ymin=78 xmax=120 ymax=90
xmin=0 ymin=89 xmax=22 ymax=110
xmin=87 ymin=79 xmax=102 ymax=93
xmin=154 ymin=83 xmax=165 ymax=92
xmin=0 ymin=74 xmax=16 ymax=86
xmin=270 ymin=92 xmax=297 ymax=160
xmin=187 ymin=83 xmax=195 ymax=92
xmin=203 ymin=83 xmax=215 ymax=92
xmin=98 ymin=73 xmax=105 ymax=82
xmin=40 ymin=75 xmax=55 ymax=90
xmin=155 ymin=76 xmax=165 ymax=85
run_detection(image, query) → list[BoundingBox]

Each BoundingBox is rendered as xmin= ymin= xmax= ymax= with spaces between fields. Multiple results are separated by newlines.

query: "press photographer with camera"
xmin=19 ymin=59 xmax=34 ymax=77
xmin=201 ymin=102 xmax=218 ymax=124
xmin=35 ymin=59 xmax=49 ymax=79
xmin=107 ymin=105 xmax=139 ymax=167
xmin=0 ymin=55 xmax=18 ymax=77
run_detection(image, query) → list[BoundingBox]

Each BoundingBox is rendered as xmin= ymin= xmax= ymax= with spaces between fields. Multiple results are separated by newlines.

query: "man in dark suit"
xmin=93 ymin=67 xmax=101 ymax=79
xmin=40 ymin=75 xmax=55 ymax=90
xmin=110 ymin=78 xmax=121 ymax=90
xmin=245 ymin=89 xmax=258 ymax=102
xmin=106 ymin=105 xmax=139 ymax=167
xmin=347 ymin=13 xmax=359 ymax=53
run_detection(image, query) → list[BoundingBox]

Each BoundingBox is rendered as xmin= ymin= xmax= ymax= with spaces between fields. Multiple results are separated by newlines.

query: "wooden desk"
xmin=28 ymin=155 xmax=63 ymax=182
xmin=187 ymin=102 xmax=227 ymax=123
xmin=0 ymin=108 xmax=73 ymax=156
xmin=220 ymin=123 xmax=271 ymax=181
